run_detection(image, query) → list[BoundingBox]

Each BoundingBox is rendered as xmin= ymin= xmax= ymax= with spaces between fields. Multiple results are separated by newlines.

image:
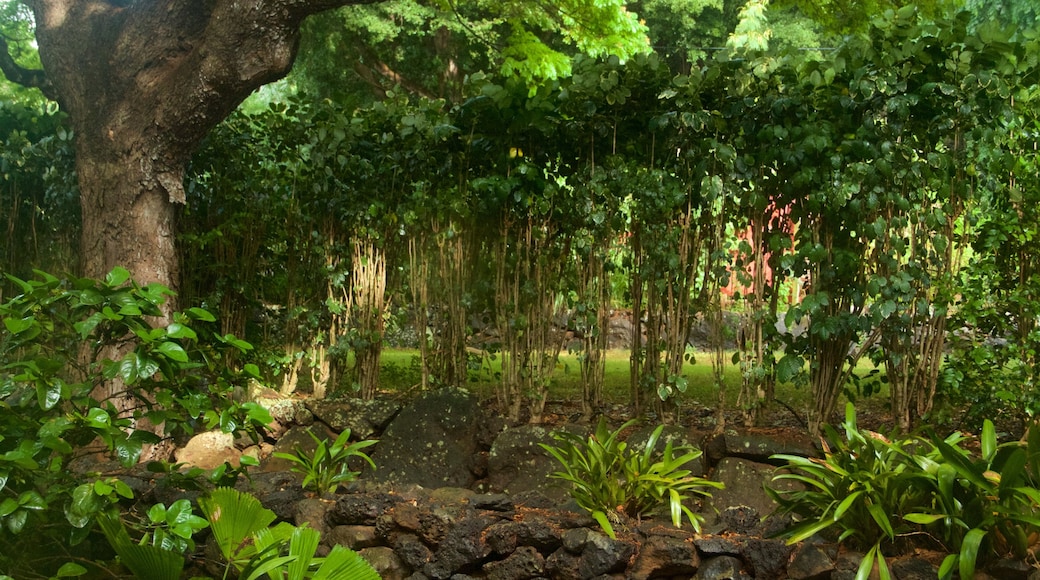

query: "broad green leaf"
xmin=165 ymin=323 xmax=197 ymax=340
xmin=591 ymin=510 xmax=616 ymax=539
xmin=104 ymin=267 xmax=131 ymax=287
xmin=3 ymin=316 xmax=34 ymax=334
xmin=156 ymin=342 xmax=189 ymax=362
xmin=36 ymin=379 xmax=62 ymax=411
xmin=981 ymin=420 xmax=996 ymax=461
xmin=904 ymin=512 xmax=945 ymax=524
xmin=960 ymin=528 xmax=985 ymax=580
xmin=6 ymin=509 xmax=28 ymax=534
xmin=55 ymin=562 xmax=88 ymax=577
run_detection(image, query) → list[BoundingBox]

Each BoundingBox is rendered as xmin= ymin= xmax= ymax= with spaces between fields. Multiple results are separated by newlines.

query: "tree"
xmin=0 ymin=0 xmax=648 ymax=303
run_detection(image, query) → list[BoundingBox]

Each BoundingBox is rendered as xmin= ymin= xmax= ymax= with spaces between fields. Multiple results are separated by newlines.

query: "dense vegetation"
xmin=4 ymin=8 xmax=1040 ymax=436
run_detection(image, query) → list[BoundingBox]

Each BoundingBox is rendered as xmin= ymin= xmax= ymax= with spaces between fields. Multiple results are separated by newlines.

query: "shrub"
xmin=769 ymin=404 xmax=1040 ymax=579
xmin=768 ymin=403 xmax=932 ymax=579
xmin=908 ymin=420 xmax=1040 ymax=580
xmin=540 ymin=417 xmax=722 ymax=539
xmin=0 ymin=268 xmax=270 ymax=576
xmin=273 ymin=428 xmax=378 ymax=494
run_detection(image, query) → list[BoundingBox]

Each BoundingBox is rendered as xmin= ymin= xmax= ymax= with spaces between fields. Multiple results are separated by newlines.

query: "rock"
xmin=704 ymin=431 xmax=816 ymax=466
xmin=423 ymin=515 xmax=495 ymax=579
xmin=237 ymin=471 xmax=306 ymax=521
xmin=787 ymin=542 xmax=836 ymax=580
xmin=892 ymin=556 xmax=939 ymax=580
xmin=329 ymin=493 xmax=403 ymax=526
xmin=705 ymin=457 xmax=798 ymax=524
xmin=258 ymin=398 xmax=313 ymax=436
xmin=556 ymin=528 xmax=636 ymax=579
xmin=987 ymin=558 xmax=1035 ymax=580
xmin=483 ymin=545 xmax=546 ymax=580
xmin=327 ymin=525 xmax=380 ymax=550
xmin=471 ymin=493 xmax=514 ymax=512
xmin=695 ymin=554 xmax=752 ymax=580
xmin=174 ymin=430 xmax=240 ymax=469
xmin=488 ymin=424 xmax=583 ymax=500
xmin=719 ymin=505 xmax=762 ymax=535
xmin=371 ymin=388 xmax=485 ymax=488
xmin=693 ymin=536 xmax=743 ymax=558
xmin=740 ymin=538 xmax=792 ymax=579
xmin=394 ymin=533 xmax=433 ymax=571
xmin=545 ymin=548 xmax=584 ymax=580
xmin=294 ymin=497 xmax=332 ymax=536
xmin=307 ymin=398 xmax=401 ymax=440
xmin=360 ymin=546 xmax=409 ymax=580
xmin=628 ymin=534 xmax=700 ymax=578
xmin=485 ymin=518 xmax=563 ymax=555
xmin=831 ymin=550 xmax=867 ymax=580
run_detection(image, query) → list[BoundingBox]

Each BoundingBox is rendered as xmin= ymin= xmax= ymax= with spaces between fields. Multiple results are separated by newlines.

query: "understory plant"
xmin=540 ymin=418 xmax=723 ymax=539
xmin=0 ymin=268 xmax=271 ymax=577
xmin=908 ymin=420 xmax=1040 ymax=580
xmin=273 ymin=428 xmax=377 ymax=494
xmin=96 ymin=499 xmax=210 ymax=580
xmin=768 ymin=403 xmax=928 ymax=579
xmin=98 ymin=487 xmax=379 ymax=580
xmin=769 ymin=403 xmax=1040 ymax=579
xmin=199 ymin=487 xmax=380 ymax=580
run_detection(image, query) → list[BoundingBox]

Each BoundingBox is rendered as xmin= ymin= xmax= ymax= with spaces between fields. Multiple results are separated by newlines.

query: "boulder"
xmin=704 ymin=457 xmax=799 ymax=527
xmin=628 ymin=534 xmax=700 ymax=578
xmin=787 ymin=542 xmax=836 ymax=580
xmin=695 ymin=554 xmax=752 ymax=580
xmin=359 ymin=546 xmax=409 ymax=580
xmin=482 ymin=545 xmax=545 ymax=580
xmin=704 ymin=431 xmax=816 ymax=466
xmin=174 ymin=430 xmax=240 ymax=470
xmin=370 ymin=388 xmax=485 ymax=488
xmin=306 ymin=398 xmax=401 ymax=440
xmin=488 ymin=424 xmax=584 ymax=500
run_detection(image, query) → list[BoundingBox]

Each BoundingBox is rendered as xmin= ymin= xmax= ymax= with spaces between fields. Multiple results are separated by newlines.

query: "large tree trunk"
xmin=28 ymin=0 xmax=375 ymax=290
xmin=15 ymin=0 xmax=373 ymax=458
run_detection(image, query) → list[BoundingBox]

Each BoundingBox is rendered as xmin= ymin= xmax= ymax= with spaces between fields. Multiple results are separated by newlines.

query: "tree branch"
xmin=0 ymin=34 xmax=54 ymax=98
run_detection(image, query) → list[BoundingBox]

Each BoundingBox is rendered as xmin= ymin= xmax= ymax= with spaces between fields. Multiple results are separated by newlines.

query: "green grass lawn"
xmin=378 ymin=347 xmax=888 ymax=419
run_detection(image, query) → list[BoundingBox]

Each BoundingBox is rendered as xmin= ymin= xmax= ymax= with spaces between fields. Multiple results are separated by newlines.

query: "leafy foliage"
xmin=198 ymin=487 xmax=380 ymax=580
xmin=768 ymin=403 xmax=927 ymax=578
xmin=273 ymin=428 xmax=377 ymax=494
xmin=909 ymin=421 xmax=1040 ymax=579
xmin=0 ymin=268 xmax=269 ymax=576
xmin=541 ymin=418 xmax=722 ymax=538
xmin=769 ymin=405 xmax=1040 ymax=578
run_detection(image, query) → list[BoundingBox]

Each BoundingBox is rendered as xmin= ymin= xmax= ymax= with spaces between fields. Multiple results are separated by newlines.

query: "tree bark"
xmin=25 ymin=0 xmax=377 ymax=293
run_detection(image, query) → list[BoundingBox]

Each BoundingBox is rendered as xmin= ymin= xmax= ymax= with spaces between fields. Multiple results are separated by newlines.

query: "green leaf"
xmin=3 ymin=316 xmax=34 ymax=334
xmin=36 ymin=379 xmax=62 ymax=411
xmin=54 ymin=562 xmax=88 ymax=577
xmin=776 ymin=354 xmax=804 ymax=383
xmin=5 ymin=508 xmax=27 ymax=534
xmin=959 ymin=528 xmax=985 ymax=580
xmin=591 ymin=510 xmax=616 ymax=539
xmin=156 ymin=342 xmax=189 ymax=362
xmin=104 ymin=267 xmax=131 ymax=287
xmin=165 ymin=323 xmax=197 ymax=340
xmin=833 ymin=490 xmax=863 ymax=520
xmin=97 ymin=514 xmax=184 ymax=580
xmin=904 ymin=513 xmax=945 ymax=525
xmin=981 ymin=420 xmax=996 ymax=461
xmin=187 ymin=307 xmax=216 ymax=322
xmin=147 ymin=503 xmax=168 ymax=524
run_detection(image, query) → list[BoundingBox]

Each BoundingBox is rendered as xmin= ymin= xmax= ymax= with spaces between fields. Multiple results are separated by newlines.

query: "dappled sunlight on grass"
xmin=378 ymin=348 xmax=890 ymax=424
